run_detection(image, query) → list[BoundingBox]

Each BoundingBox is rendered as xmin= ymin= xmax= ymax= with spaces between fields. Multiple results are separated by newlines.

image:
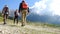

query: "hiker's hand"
xmin=2 ymin=14 xmax=4 ymax=16
xmin=8 ymin=14 xmax=10 ymax=16
xmin=27 ymin=12 xmax=29 ymax=15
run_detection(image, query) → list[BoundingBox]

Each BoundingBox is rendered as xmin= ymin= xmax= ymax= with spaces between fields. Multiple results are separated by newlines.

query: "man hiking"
xmin=2 ymin=5 xmax=9 ymax=25
xmin=19 ymin=0 xmax=29 ymax=26
xmin=14 ymin=9 xmax=19 ymax=24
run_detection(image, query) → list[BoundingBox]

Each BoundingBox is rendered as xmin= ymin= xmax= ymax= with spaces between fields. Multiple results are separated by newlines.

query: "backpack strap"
xmin=28 ymin=8 xmax=29 ymax=13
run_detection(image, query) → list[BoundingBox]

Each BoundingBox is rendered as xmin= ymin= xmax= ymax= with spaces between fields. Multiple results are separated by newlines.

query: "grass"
xmin=27 ymin=21 xmax=60 ymax=29
xmin=0 ymin=13 xmax=60 ymax=34
xmin=0 ymin=12 xmax=60 ymax=28
xmin=0 ymin=16 xmax=60 ymax=29
xmin=0 ymin=17 xmax=3 ymax=22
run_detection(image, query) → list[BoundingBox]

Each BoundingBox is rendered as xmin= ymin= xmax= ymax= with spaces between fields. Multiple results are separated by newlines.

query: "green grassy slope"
xmin=0 ymin=13 xmax=3 ymax=22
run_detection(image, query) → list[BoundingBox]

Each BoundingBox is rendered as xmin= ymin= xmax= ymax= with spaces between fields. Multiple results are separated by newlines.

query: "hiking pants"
xmin=21 ymin=9 xmax=28 ymax=25
xmin=14 ymin=16 xmax=18 ymax=24
xmin=3 ymin=14 xmax=8 ymax=24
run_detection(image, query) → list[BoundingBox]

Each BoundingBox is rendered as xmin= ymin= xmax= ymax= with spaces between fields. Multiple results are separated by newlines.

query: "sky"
xmin=0 ymin=0 xmax=60 ymax=16
xmin=0 ymin=0 xmax=40 ymax=10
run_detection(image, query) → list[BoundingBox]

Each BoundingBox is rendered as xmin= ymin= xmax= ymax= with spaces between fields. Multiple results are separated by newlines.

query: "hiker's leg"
xmin=22 ymin=13 xmax=24 ymax=26
xmin=24 ymin=12 xmax=26 ymax=25
xmin=3 ymin=18 xmax=6 ymax=24
xmin=21 ymin=10 xmax=28 ymax=26
xmin=6 ymin=14 xmax=8 ymax=19
xmin=24 ymin=15 xmax=26 ymax=25
xmin=21 ymin=11 xmax=25 ymax=26
xmin=24 ymin=10 xmax=28 ymax=25
xmin=5 ymin=14 xmax=8 ymax=23
xmin=14 ymin=17 xmax=16 ymax=24
xmin=16 ymin=16 xmax=18 ymax=24
xmin=3 ymin=15 xmax=6 ymax=24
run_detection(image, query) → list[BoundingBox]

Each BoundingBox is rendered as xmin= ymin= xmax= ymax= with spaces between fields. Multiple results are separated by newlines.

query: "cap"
xmin=5 ymin=5 xmax=8 ymax=7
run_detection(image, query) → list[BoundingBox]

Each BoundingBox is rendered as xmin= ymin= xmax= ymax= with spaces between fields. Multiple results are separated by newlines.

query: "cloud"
xmin=30 ymin=0 xmax=60 ymax=16
xmin=49 ymin=0 xmax=60 ymax=15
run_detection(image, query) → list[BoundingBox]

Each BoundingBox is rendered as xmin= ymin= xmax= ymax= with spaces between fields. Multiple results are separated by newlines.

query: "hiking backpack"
xmin=19 ymin=1 xmax=29 ymax=13
xmin=22 ymin=2 xmax=28 ymax=9
xmin=20 ymin=2 xmax=28 ymax=9
xmin=2 ymin=7 xmax=9 ymax=15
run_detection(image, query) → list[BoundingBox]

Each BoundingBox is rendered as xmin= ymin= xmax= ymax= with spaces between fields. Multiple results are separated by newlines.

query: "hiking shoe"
xmin=3 ymin=23 xmax=6 ymax=25
xmin=21 ymin=24 xmax=25 ymax=26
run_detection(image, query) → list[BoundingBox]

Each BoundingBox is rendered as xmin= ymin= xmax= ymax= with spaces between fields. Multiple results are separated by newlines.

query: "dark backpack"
xmin=2 ymin=7 xmax=9 ymax=14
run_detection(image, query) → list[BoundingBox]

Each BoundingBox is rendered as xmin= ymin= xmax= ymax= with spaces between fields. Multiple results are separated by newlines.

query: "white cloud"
xmin=30 ymin=0 xmax=60 ymax=16
xmin=49 ymin=0 xmax=60 ymax=15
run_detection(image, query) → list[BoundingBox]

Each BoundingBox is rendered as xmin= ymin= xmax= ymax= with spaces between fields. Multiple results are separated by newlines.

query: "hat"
xmin=5 ymin=5 xmax=8 ymax=7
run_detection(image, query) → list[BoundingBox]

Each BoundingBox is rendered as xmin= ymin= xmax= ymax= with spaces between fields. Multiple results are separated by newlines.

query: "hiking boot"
xmin=21 ymin=25 xmax=25 ymax=26
xmin=3 ymin=22 xmax=6 ymax=25
xmin=21 ymin=24 xmax=25 ymax=26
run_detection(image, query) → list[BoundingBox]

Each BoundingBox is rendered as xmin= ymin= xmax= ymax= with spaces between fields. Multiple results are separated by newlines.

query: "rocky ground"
xmin=0 ymin=22 xmax=60 ymax=34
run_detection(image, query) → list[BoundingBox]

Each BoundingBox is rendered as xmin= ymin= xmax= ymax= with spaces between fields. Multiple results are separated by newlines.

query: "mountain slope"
xmin=0 ymin=22 xmax=60 ymax=34
xmin=27 ymin=13 xmax=60 ymax=24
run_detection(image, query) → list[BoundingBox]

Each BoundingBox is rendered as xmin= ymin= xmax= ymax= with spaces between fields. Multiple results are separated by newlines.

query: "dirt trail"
xmin=0 ymin=24 xmax=60 ymax=34
xmin=24 ymin=25 xmax=60 ymax=34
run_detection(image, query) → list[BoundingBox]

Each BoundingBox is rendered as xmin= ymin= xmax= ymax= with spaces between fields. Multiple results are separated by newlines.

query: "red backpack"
xmin=22 ymin=2 xmax=28 ymax=9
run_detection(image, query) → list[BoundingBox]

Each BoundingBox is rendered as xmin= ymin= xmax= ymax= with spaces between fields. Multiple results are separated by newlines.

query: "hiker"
xmin=19 ymin=0 xmax=29 ymax=26
xmin=2 ymin=5 xmax=9 ymax=24
xmin=14 ymin=9 xmax=19 ymax=24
